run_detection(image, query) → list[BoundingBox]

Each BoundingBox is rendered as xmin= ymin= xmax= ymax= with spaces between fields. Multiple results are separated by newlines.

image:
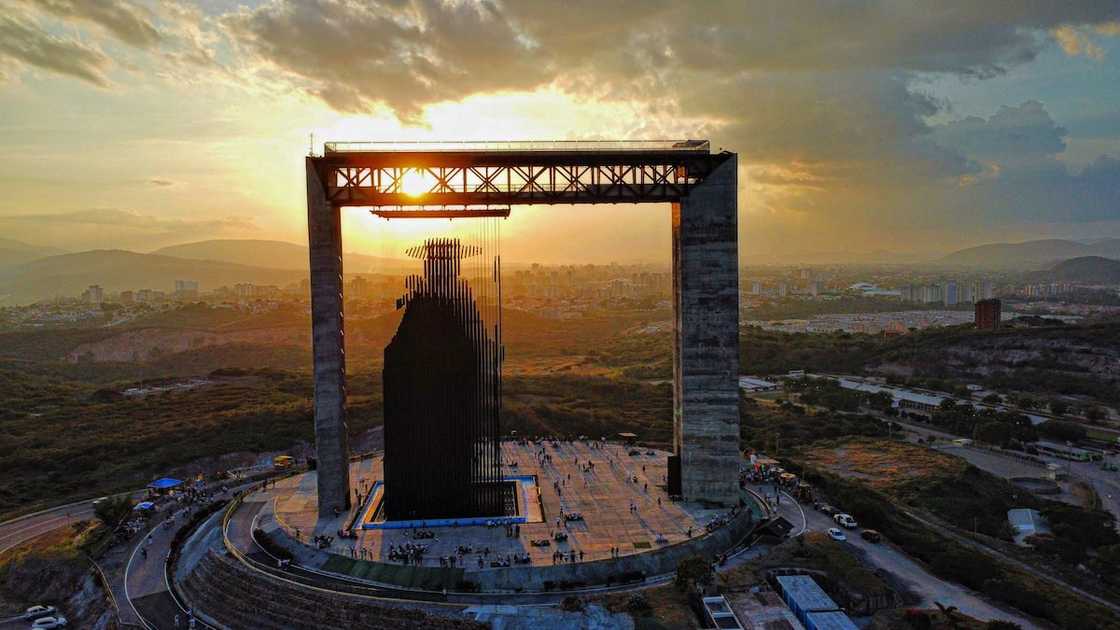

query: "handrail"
xmin=324 ymin=140 xmax=709 ymax=153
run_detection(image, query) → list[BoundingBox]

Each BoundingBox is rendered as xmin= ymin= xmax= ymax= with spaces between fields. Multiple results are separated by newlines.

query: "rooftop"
xmin=776 ymin=575 xmax=841 ymax=613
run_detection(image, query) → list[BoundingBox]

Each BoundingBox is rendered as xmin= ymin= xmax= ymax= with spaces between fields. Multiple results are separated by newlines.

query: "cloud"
xmin=0 ymin=209 xmax=256 ymax=236
xmin=19 ymin=0 xmax=161 ymax=49
xmin=932 ymin=101 xmax=1067 ymax=163
xmin=221 ymin=0 xmax=546 ymax=120
xmin=0 ymin=13 xmax=112 ymax=87
xmin=933 ymin=103 xmax=1120 ymax=224
xmin=221 ymin=1 xmax=1120 ymax=114
xmin=1054 ymin=25 xmax=1106 ymax=60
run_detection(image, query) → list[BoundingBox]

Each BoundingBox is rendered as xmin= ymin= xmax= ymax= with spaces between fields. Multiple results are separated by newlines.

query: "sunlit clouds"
xmin=0 ymin=1 xmax=1118 ymax=262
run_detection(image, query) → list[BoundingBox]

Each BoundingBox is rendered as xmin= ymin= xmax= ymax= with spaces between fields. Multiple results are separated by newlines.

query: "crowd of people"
xmin=387 ymin=541 xmax=428 ymax=564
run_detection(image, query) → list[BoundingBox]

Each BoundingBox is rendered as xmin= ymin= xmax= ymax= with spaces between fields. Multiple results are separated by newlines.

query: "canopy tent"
xmin=133 ymin=501 xmax=155 ymax=511
xmin=148 ymin=477 xmax=183 ymax=490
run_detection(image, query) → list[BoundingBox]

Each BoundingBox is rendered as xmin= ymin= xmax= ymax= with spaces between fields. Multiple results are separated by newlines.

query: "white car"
xmin=23 ymin=606 xmax=56 ymax=620
xmin=31 ymin=617 xmax=67 ymax=629
xmin=834 ymin=513 xmax=858 ymax=529
xmin=827 ymin=527 xmax=847 ymax=542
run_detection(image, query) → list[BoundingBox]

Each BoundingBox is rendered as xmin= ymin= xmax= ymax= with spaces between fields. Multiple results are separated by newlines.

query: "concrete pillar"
xmin=306 ymin=159 xmax=351 ymax=516
xmin=672 ymin=155 xmax=741 ymax=505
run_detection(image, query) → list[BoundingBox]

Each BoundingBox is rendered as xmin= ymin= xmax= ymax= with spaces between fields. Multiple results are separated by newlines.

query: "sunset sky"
xmin=1 ymin=1 xmax=1118 ymax=264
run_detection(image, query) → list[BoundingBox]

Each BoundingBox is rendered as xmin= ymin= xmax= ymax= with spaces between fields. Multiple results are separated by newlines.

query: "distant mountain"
xmin=152 ymin=239 xmax=411 ymax=273
xmin=0 ymin=238 xmax=68 ymax=269
xmin=939 ymin=238 xmax=1120 ymax=267
xmin=0 ymin=250 xmax=303 ymax=305
xmin=1046 ymin=256 xmax=1120 ymax=284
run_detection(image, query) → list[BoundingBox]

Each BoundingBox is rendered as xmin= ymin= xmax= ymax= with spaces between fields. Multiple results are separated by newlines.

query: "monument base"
xmin=359 ymin=476 xmax=542 ymax=529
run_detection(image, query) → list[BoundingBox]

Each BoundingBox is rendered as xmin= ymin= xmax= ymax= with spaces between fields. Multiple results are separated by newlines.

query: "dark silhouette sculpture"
xmin=382 ymin=238 xmax=503 ymax=520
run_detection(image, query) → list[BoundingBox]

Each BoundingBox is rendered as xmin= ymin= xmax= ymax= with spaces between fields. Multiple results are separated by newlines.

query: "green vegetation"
xmin=673 ymin=555 xmax=713 ymax=592
xmin=802 ymin=467 xmax=1120 ymax=629
xmin=746 ymin=296 xmax=972 ymax=321
xmin=926 ymin=400 xmax=1037 ymax=447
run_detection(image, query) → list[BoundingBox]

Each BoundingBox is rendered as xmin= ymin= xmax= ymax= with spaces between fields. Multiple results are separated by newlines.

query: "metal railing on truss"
xmin=323 ymin=140 xmax=710 ymax=153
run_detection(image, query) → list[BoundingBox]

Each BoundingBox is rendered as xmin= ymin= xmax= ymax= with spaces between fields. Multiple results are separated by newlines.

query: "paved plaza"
xmin=270 ymin=440 xmax=733 ymax=570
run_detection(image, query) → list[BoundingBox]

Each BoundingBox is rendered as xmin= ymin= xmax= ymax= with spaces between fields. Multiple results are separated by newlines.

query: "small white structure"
xmin=702 ymin=595 xmax=744 ymax=629
xmin=1007 ymin=508 xmax=1051 ymax=546
xmin=739 ymin=376 xmax=780 ymax=392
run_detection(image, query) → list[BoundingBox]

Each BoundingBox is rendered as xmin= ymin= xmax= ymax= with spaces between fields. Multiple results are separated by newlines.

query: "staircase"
xmin=179 ymin=550 xmax=484 ymax=630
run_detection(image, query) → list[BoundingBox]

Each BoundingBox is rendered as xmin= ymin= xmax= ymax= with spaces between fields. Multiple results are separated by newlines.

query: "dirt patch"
xmin=803 ymin=437 xmax=968 ymax=492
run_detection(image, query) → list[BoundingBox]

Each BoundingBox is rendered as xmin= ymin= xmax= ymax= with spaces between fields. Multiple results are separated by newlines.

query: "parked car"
xmin=860 ymin=529 xmax=882 ymax=543
xmin=827 ymin=527 xmax=847 ymax=542
xmin=31 ymin=616 xmax=68 ymax=629
xmin=24 ymin=606 xmax=56 ymax=621
xmin=817 ymin=504 xmax=837 ymax=516
xmin=834 ymin=513 xmax=858 ymax=529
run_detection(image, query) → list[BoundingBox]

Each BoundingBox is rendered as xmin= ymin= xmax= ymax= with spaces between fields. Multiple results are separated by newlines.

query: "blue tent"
xmin=148 ymin=477 xmax=183 ymax=490
xmin=134 ymin=501 xmax=156 ymax=511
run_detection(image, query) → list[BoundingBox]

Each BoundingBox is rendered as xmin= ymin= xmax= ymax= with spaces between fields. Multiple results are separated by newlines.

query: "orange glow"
xmin=400 ymin=168 xmax=433 ymax=197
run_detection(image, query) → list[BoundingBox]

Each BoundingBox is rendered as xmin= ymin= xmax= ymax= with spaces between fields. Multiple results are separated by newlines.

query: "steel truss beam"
xmin=312 ymin=151 xmax=732 ymax=207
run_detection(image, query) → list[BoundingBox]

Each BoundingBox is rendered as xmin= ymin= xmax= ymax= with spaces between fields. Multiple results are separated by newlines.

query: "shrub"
xmin=674 ymin=555 xmax=712 ymax=592
xmin=626 ymin=592 xmax=651 ymax=613
xmin=560 ymin=595 xmax=584 ymax=612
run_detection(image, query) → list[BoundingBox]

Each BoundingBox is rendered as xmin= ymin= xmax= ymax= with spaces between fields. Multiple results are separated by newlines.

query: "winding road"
xmin=749 ymin=483 xmax=1041 ymax=629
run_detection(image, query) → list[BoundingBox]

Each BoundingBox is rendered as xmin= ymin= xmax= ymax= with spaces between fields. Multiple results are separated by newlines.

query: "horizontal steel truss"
xmin=317 ymin=156 xmax=728 ymax=207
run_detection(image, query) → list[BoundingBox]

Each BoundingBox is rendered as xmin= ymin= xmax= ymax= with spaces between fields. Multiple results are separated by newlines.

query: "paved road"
xmin=749 ymin=484 xmax=1040 ymax=629
xmin=0 ymin=501 xmax=96 ymax=556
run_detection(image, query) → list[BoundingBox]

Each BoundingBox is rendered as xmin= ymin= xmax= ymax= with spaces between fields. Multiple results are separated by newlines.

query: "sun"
xmin=400 ymin=168 xmax=433 ymax=197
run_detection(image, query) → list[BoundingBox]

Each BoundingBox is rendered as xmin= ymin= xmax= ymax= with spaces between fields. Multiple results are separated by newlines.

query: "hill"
xmin=0 ymin=250 xmax=303 ymax=304
xmin=0 ymin=238 xmax=67 ymax=270
xmin=152 ymin=239 xmax=411 ymax=273
xmin=1047 ymin=256 xmax=1120 ymax=284
xmin=939 ymin=238 xmax=1120 ymax=267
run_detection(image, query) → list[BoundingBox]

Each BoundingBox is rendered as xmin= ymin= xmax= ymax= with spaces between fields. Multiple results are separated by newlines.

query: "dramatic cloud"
xmin=18 ymin=0 xmax=161 ymax=49
xmin=933 ymin=101 xmax=1068 ymax=164
xmin=0 ymin=13 xmax=112 ymax=87
xmin=217 ymin=1 xmax=1119 ymax=185
xmin=221 ymin=0 xmax=545 ymax=119
xmin=3 ymin=1 xmax=1120 ymax=256
xmin=934 ymin=102 xmax=1120 ymax=224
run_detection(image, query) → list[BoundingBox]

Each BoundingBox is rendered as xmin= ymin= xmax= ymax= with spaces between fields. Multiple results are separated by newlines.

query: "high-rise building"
xmin=750 ymin=281 xmax=762 ymax=295
xmin=975 ymin=298 xmax=1001 ymax=330
xmin=174 ymin=279 xmax=199 ymax=299
xmin=82 ymin=284 xmax=104 ymax=304
xmin=943 ymin=281 xmax=958 ymax=306
xmin=921 ymin=284 xmax=942 ymax=304
xmin=348 ymin=276 xmax=371 ymax=298
xmin=778 ymin=282 xmax=788 ymax=297
xmin=981 ymin=280 xmax=994 ymax=300
xmin=960 ymin=283 xmax=974 ymax=304
xmin=119 ymin=290 xmax=134 ymax=304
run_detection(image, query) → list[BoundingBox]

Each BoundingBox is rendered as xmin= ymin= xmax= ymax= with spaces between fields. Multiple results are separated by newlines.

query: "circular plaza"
xmin=244 ymin=439 xmax=761 ymax=593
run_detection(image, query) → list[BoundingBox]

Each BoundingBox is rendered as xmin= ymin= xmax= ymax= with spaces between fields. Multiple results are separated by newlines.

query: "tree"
xmin=975 ymin=421 xmax=1012 ymax=447
xmin=94 ymin=496 xmax=133 ymax=527
xmin=983 ymin=393 xmax=1003 ymax=405
xmin=674 ymin=555 xmax=713 ymax=592
xmin=866 ymin=391 xmax=893 ymax=411
xmin=1085 ymin=406 xmax=1106 ymax=422
xmin=934 ymin=601 xmax=963 ymax=630
xmin=1049 ymin=400 xmax=1069 ymax=416
xmin=1037 ymin=420 xmax=1087 ymax=443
